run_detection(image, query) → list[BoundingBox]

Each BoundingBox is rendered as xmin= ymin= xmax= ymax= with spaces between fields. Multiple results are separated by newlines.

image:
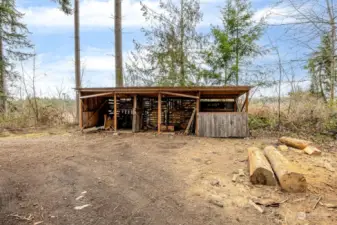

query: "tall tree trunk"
xmin=74 ymin=0 xmax=81 ymax=123
xmin=235 ymin=4 xmax=239 ymax=86
xmin=32 ymin=51 xmax=38 ymax=123
xmin=327 ymin=0 xmax=335 ymax=105
xmin=318 ymin=65 xmax=327 ymax=103
xmin=0 ymin=0 xmax=5 ymax=113
xmin=179 ymin=0 xmax=185 ymax=86
xmin=115 ymin=0 xmax=123 ymax=87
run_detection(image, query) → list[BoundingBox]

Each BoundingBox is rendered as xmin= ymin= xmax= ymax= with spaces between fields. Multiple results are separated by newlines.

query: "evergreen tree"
xmin=203 ymin=0 xmax=263 ymax=85
xmin=125 ymin=0 xmax=205 ymax=86
xmin=54 ymin=0 xmax=72 ymax=14
xmin=307 ymin=34 xmax=335 ymax=103
xmin=0 ymin=0 xmax=32 ymax=112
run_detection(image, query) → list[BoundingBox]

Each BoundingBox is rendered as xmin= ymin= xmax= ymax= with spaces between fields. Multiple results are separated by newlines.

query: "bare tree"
xmin=20 ymin=52 xmax=40 ymax=124
xmin=275 ymin=0 xmax=337 ymax=105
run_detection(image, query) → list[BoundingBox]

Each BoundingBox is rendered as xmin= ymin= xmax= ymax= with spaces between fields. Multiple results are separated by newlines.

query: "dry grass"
xmin=249 ymin=92 xmax=337 ymax=136
xmin=0 ymin=98 xmax=76 ymax=132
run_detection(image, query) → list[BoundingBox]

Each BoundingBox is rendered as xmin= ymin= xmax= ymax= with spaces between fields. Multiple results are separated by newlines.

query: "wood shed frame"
xmin=78 ymin=86 xmax=252 ymax=137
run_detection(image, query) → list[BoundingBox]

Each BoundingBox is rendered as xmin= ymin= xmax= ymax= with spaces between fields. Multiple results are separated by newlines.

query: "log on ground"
xmin=279 ymin=137 xmax=312 ymax=149
xmin=264 ymin=146 xmax=307 ymax=192
xmin=247 ymin=147 xmax=276 ymax=186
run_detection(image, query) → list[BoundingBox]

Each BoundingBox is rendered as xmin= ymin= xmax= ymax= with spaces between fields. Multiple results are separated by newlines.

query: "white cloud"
xmin=21 ymin=0 xmax=160 ymax=29
xmin=253 ymin=6 xmax=298 ymax=25
xmin=13 ymin=47 xmax=119 ymax=98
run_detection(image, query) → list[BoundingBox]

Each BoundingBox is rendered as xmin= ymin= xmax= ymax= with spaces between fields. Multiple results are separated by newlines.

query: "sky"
xmin=14 ymin=0 xmax=313 ymax=98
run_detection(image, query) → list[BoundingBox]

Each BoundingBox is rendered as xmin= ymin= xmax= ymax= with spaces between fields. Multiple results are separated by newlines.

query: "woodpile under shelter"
xmin=78 ymin=86 xmax=251 ymax=137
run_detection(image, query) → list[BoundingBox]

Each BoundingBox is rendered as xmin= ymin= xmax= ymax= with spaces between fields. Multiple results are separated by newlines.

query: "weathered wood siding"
xmin=198 ymin=112 xmax=249 ymax=137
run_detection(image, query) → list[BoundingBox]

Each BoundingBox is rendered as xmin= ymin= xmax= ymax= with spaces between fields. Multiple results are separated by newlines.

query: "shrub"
xmin=249 ymin=92 xmax=336 ymax=134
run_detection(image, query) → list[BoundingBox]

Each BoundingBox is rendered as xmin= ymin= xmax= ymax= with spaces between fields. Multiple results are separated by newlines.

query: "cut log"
xmin=303 ymin=146 xmax=321 ymax=155
xmin=247 ymin=147 xmax=276 ymax=186
xmin=264 ymin=146 xmax=307 ymax=192
xmin=279 ymin=136 xmax=312 ymax=150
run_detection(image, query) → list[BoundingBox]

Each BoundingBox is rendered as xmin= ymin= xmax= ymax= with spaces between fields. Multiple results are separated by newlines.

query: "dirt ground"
xmin=0 ymin=130 xmax=336 ymax=225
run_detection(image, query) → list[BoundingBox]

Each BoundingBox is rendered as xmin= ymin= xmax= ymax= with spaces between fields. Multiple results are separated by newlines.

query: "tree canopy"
xmin=126 ymin=0 xmax=205 ymax=86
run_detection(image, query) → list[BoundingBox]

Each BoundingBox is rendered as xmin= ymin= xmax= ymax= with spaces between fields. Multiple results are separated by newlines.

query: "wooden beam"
xmin=241 ymin=91 xmax=249 ymax=112
xmin=158 ymin=93 xmax=162 ymax=134
xmin=161 ymin=91 xmax=199 ymax=99
xmin=234 ymin=98 xmax=237 ymax=112
xmin=184 ymin=108 xmax=196 ymax=135
xmin=195 ymin=92 xmax=200 ymax=136
xmin=79 ymin=99 xmax=83 ymax=129
xmin=245 ymin=90 xmax=249 ymax=112
xmin=80 ymin=92 xmax=114 ymax=99
xmin=114 ymin=93 xmax=117 ymax=131
xmin=132 ymin=95 xmax=137 ymax=133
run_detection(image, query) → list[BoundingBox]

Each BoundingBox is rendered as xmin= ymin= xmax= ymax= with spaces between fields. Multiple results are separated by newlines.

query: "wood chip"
xmin=297 ymin=212 xmax=306 ymax=220
xmin=232 ymin=174 xmax=238 ymax=182
xmin=304 ymin=146 xmax=322 ymax=155
xmin=74 ymin=204 xmax=91 ymax=210
xmin=34 ymin=221 xmax=44 ymax=225
xmin=249 ymin=199 xmax=264 ymax=213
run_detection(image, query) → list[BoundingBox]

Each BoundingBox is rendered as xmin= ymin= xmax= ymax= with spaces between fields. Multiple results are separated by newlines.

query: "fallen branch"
xmin=312 ymin=196 xmax=322 ymax=210
xmin=9 ymin=213 xmax=33 ymax=221
xmin=252 ymin=198 xmax=289 ymax=207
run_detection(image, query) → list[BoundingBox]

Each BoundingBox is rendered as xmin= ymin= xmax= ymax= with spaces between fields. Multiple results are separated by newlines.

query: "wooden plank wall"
xmin=82 ymin=97 xmax=105 ymax=128
xmin=198 ymin=112 xmax=249 ymax=137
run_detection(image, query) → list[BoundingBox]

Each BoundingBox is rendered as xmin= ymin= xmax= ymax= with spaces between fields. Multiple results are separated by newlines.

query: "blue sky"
xmin=14 ymin=0 xmax=313 ymax=98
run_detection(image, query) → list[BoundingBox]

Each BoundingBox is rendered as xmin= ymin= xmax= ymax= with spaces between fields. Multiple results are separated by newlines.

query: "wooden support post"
xmin=114 ymin=93 xmax=117 ymax=131
xmin=234 ymin=98 xmax=237 ymax=112
xmin=245 ymin=90 xmax=249 ymax=112
xmin=195 ymin=92 xmax=200 ymax=136
xmin=79 ymin=98 xmax=83 ymax=129
xmin=241 ymin=91 xmax=250 ymax=112
xmin=158 ymin=93 xmax=162 ymax=134
xmin=132 ymin=95 xmax=138 ymax=133
xmin=184 ymin=108 xmax=196 ymax=135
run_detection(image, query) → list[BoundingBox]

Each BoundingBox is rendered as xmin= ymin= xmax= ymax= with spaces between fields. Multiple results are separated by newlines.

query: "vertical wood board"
xmin=198 ymin=113 xmax=249 ymax=137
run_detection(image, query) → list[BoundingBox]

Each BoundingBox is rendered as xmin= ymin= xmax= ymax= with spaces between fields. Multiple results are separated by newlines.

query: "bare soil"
xmin=0 ymin=131 xmax=336 ymax=225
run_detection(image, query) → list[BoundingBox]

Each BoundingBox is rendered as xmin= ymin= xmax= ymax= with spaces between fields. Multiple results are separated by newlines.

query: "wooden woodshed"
xmin=78 ymin=86 xmax=252 ymax=137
